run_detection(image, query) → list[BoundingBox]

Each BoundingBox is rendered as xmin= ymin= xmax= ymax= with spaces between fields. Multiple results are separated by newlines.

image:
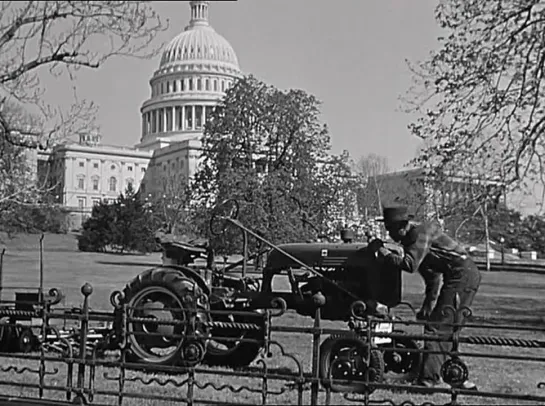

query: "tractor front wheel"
xmin=381 ymin=333 xmax=421 ymax=381
xmin=319 ymin=333 xmax=384 ymax=394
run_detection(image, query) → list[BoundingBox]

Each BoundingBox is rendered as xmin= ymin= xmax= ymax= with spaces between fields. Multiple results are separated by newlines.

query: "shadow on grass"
xmin=243 ymin=365 xmax=297 ymax=376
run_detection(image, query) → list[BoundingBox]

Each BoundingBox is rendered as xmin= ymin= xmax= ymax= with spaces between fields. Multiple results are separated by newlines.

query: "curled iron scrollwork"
xmin=46 ymin=288 xmax=64 ymax=305
xmin=269 ymin=297 xmax=287 ymax=317
xmin=109 ymin=290 xmax=125 ymax=309
xmin=350 ymin=300 xmax=368 ymax=321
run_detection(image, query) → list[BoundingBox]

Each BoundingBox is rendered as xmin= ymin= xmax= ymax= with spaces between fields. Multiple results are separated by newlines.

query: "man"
xmin=370 ymin=206 xmax=481 ymax=390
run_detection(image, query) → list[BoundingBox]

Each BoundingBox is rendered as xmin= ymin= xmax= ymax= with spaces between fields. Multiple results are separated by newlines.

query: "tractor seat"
xmin=162 ymin=241 xmax=208 ymax=256
xmin=187 ymin=238 xmax=209 ymax=249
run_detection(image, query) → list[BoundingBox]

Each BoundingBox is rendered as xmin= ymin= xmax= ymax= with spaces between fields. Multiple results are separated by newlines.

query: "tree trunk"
xmin=482 ymin=203 xmax=490 ymax=272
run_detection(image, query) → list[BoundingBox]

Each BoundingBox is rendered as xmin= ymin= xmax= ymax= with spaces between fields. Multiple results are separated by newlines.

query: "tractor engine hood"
xmin=264 ymin=242 xmax=403 ymax=309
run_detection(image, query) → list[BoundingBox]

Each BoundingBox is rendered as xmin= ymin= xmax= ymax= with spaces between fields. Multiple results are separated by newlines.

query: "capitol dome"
xmin=138 ymin=0 xmax=242 ymax=151
xmin=159 ymin=12 xmax=239 ymax=72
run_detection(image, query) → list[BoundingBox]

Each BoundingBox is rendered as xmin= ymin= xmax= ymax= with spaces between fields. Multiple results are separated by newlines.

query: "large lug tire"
xmin=381 ymin=332 xmax=421 ymax=381
xmin=121 ymin=267 xmax=210 ymax=367
xmin=203 ymin=309 xmax=264 ymax=369
xmin=319 ymin=332 xmax=384 ymax=394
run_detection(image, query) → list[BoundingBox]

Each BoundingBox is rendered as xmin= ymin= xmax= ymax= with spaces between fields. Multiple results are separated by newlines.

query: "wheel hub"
xmin=140 ymin=302 xmax=175 ymax=337
xmin=181 ymin=340 xmax=205 ymax=365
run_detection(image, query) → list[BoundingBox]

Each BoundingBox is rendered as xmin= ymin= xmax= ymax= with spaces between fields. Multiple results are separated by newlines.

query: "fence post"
xmin=242 ymin=230 xmax=248 ymax=278
xmin=310 ymin=293 xmax=325 ymax=405
xmin=76 ymin=283 xmax=93 ymax=402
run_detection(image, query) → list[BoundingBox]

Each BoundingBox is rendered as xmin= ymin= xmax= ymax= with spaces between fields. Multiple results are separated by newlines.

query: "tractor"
xmin=113 ymin=200 xmax=421 ymax=391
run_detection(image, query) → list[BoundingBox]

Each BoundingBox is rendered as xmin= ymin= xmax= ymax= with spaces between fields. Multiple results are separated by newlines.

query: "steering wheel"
xmin=209 ymin=199 xmax=240 ymax=236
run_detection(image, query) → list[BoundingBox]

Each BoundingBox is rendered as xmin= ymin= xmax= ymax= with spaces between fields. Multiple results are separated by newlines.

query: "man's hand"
xmin=368 ymin=238 xmax=384 ymax=253
xmin=416 ymin=304 xmax=433 ymax=321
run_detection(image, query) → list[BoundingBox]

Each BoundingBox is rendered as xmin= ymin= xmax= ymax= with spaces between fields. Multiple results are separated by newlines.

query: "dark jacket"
xmin=377 ymin=221 xmax=471 ymax=307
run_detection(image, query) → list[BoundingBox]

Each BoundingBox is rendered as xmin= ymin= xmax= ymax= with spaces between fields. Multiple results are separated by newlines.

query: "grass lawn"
xmin=0 ymin=233 xmax=544 ymax=405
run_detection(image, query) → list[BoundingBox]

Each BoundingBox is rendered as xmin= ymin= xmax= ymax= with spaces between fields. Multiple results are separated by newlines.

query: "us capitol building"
xmin=36 ymin=1 xmax=242 ymax=228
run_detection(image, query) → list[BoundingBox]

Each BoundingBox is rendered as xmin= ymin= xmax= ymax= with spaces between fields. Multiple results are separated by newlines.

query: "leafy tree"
xmin=404 ymin=0 xmax=545 ymax=201
xmin=150 ymin=176 xmax=199 ymax=238
xmin=352 ymin=153 xmax=390 ymax=217
xmin=193 ymin=75 xmax=356 ymax=254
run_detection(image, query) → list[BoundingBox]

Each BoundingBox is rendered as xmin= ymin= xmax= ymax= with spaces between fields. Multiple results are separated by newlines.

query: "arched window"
xmin=109 ymin=177 xmax=117 ymax=192
xmin=126 ymin=178 xmax=134 ymax=190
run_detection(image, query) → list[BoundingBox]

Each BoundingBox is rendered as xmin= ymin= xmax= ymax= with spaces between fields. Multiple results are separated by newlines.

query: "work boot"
xmin=460 ymin=380 xmax=478 ymax=391
xmin=413 ymin=379 xmax=478 ymax=391
xmin=413 ymin=379 xmax=450 ymax=389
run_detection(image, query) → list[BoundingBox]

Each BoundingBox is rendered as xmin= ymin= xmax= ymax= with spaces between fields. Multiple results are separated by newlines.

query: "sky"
xmin=43 ymin=0 xmax=443 ymax=171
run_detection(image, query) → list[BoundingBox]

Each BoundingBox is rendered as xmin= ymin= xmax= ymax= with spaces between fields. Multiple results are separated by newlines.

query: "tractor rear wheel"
xmin=121 ymin=267 xmax=210 ymax=367
xmin=203 ymin=309 xmax=264 ymax=368
xmin=319 ymin=332 xmax=384 ymax=394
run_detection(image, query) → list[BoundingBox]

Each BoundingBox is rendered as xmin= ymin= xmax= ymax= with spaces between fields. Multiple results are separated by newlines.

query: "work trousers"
xmin=419 ymin=258 xmax=482 ymax=383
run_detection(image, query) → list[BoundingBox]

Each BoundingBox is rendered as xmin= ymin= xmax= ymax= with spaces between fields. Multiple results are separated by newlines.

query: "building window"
xmin=161 ymin=82 xmax=164 ymax=94
xmin=175 ymin=106 xmax=183 ymax=130
xmin=205 ymin=78 xmax=210 ymax=91
xmin=78 ymin=197 xmax=86 ymax=208
xmin=166 ymin=108 xmax=173 ymax=132
xmin=151 ymin=110 xmax=157 ymax=133
xmin=92 ymin=198 xmax=100 ymax=207
xmin=188 ymin=78 xmax=193 ymax=91
xmin=181 ymin=79 xmax=185 ymax=92
xmin=110 ymin=164 xmax=116 ymax=170
xmin=206 ymin=106 xmax=214 ymax=122
xmin=195 ymin=106 xmax=203 ymax=129
xmin=109 ymin=177 xmax=117 ymax=192
xmin=77 ymin=175 xmax=85 ymax=190
xmin=213 ymin=79 xmax=218 ymax=91
xmin=128 ymin=166 xmax=133 ymax=172
xmin=197 ymin=78 xmax=202 ymax=91
xmin=185 ymin=106 xmax=192 ymax=129
xmin=141 ymin=167 xmax=146 ymax=173
xmin=92 ymin=177 xmax=99 ymax=191
xmin=158 ymin=108 xmax=164 ymax=132
xmin=93 ymin=163 xmax=99 ymax=169
xmin=126 ymin=178 xmax=134 ymax=190
xmin=221 ymin=80 xmax=225 ymax=92
xmin=79 ymin=162 xmax=84 ymax=167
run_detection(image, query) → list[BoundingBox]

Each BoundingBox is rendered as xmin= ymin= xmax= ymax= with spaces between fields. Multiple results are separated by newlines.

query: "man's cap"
xmin=379 ymin=206 xmax=414 ymax=224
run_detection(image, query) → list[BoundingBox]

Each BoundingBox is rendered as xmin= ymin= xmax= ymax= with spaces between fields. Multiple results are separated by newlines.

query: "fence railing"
xmin=0 ymin=284 xmax=543 ymax=405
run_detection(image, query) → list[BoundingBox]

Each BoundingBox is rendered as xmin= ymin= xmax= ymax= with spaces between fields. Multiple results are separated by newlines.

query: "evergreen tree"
xmin=78 ymin=185 xmax=157 ymax=253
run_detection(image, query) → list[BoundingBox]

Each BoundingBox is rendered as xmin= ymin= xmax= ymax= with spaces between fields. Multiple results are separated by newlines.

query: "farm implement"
xmin=1 ymin=200 xmax=545 ymax=403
